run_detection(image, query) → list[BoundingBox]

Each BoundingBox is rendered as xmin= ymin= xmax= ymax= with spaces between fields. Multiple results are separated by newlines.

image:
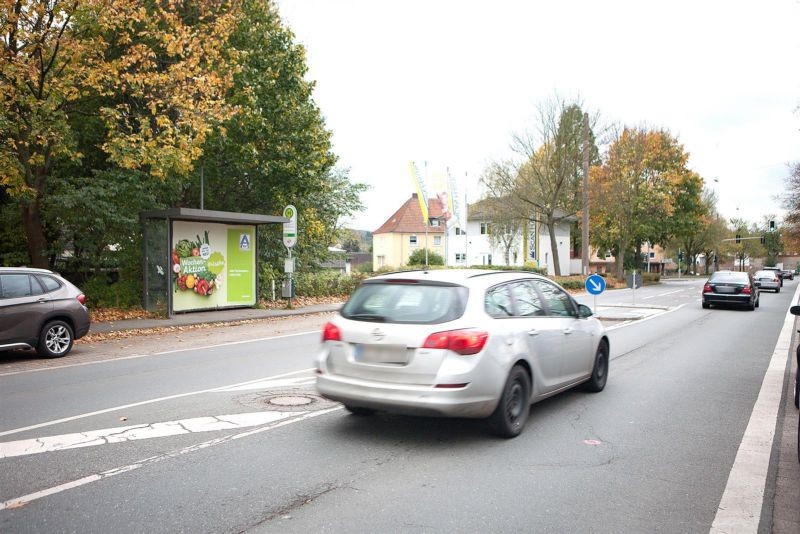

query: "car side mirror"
xmin=790 ymin=305 xmax=800 ymax=316
xmin=578 ymin=304 xmax=593 ymax=318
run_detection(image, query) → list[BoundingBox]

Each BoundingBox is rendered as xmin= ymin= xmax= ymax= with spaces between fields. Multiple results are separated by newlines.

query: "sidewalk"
xmin=89 ymin=303 xmax=344 ymax=334
xmin=89 ymin=301 xmax=667 ymax=334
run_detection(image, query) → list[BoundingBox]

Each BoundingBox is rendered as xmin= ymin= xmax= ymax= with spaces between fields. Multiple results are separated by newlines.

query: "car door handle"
xmin=563 ymin=328 xmax=573 ymax=335
xmin=37 ymin=298 xmax=47 ymax=303
xmin=527 ymin=329 xmax=540 ymax=336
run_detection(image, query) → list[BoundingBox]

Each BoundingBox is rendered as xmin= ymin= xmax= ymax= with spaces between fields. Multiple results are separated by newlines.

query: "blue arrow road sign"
xmin=585 ymin=274 xmax=606 ymax=295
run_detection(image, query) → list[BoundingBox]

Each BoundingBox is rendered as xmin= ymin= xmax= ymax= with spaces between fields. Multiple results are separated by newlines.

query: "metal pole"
xmin=200 ymin=164 xmax=204 ymax=210
xmin=581 ymin=112 xmax=590 ymax=276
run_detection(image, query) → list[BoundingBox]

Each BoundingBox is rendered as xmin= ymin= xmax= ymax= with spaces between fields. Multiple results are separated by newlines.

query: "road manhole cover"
xmin=268 ymin=395 xmax=314 ymax=407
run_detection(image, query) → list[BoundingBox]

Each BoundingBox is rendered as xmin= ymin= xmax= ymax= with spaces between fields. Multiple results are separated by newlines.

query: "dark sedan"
xmin=702 ymin=270 xmax=759 ymax=310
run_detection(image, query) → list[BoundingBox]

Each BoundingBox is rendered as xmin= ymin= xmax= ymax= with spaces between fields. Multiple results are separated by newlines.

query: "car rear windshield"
xmin=341 ymin=281 xmax=468 ymax=324
xmin=754 ymin=271 xmax=776 ymax=278
xmin=710 ymin=272 xmax=749 ymax=283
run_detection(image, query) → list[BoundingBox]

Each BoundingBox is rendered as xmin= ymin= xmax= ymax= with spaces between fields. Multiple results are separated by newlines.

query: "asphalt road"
xmin=1 ymin=279 xmax=798 ymax=533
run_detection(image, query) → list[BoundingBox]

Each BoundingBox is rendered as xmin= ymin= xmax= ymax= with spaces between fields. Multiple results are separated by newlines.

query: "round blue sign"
xmin=585 ymin=274 xmax=606 ymax=295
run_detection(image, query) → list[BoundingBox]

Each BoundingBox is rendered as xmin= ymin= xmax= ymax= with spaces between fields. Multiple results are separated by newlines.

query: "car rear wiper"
xmin=346 ymin=314 xmax=387 ymax=322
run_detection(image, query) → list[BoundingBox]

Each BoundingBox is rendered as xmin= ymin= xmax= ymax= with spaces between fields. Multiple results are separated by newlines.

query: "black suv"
xmin=0 ymin=268 xmax=91 ymax=358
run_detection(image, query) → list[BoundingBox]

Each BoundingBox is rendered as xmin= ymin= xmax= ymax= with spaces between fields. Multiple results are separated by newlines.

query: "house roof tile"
xmin=374 ymin=194 xmax=445 ymax=234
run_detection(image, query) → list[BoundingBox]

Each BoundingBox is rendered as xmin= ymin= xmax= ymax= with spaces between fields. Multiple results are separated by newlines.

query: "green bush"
xmin=81 ymin=275 xmax=141 ymax=309
xmin=553 ymin=276 xmax=585 ymax=290
xmin=292 ymin=271 xmax=367 ymax=298
xmin=407 ymin=248 xmax=444 ymax=266
xmin=642 ymin=272 xmax=660 ymax=284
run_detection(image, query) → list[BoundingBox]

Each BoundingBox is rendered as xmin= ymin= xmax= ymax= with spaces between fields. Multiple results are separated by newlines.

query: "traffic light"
xmin=760 ymin=235 xmax=766 ymax=245
xmin=677 ymin=250 xmax=684 ymax=261
xmin=769 ymin=220 xmax=776 ymax=231
xmin=735 ymin=233 xmax=741 ymax=244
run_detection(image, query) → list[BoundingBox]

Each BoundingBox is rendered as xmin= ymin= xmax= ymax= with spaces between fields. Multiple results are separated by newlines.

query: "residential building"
xmin=444 ymin=198 xmax=573 ymax=275
xmin=372 ymin=194 xmax=446 ymax=269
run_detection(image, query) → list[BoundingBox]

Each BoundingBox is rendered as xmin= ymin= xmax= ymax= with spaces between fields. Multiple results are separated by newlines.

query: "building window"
xmin=480 ymin=223 xmax=490 ymax=235
xmin=455 ymin=227 xmax=465 ymax=236
xmin=377 ymin=255 xmax=385 ymax=268
xmin=649 ymin=251 xmax=655 ymax=258
xmin=434 ymin=236 xmax=442 ymax=246
xmin=455 ymin=253 xmax=466 ymax=263
xmin=410 ymin=235 xmax=417 ymax=246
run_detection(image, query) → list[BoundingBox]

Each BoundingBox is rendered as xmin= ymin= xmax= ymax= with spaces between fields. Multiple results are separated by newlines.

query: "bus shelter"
xmin=140 ymin=208 xmax=287 ymax=316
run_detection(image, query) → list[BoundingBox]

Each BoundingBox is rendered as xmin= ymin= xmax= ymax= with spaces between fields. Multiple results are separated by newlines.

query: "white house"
xmin=443 ymin=199 xmax=575 ymax=276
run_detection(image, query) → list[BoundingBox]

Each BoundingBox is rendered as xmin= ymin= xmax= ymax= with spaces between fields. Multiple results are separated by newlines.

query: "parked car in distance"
xmin=781 ymin=269 xmax=794 ymax=281
xmin=753 ymin=270 xmax=781 ymax=293
xmin=0 ymin=267 xmax=90 ymax=358
xmin=702 ymin=270 xmax=759 ymax=310
xmin=315 ymin=269 xmax=610 ymax=438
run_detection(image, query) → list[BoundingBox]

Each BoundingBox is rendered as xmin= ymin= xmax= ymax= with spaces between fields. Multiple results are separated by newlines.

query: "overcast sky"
xmin=277 ymin=0 xmax=800 ymax=232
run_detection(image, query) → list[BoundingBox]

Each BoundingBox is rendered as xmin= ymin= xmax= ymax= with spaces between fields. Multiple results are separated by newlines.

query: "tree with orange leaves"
xmin=1 ymin=0 xmax=239 ymax=267
xmin=589 ymin=127 xmax=700 ymax=279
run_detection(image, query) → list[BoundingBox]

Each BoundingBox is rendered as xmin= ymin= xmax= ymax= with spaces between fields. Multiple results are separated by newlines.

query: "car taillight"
xmin=322 ymin=322 xmax=341 ymax=342
xmin=422 ymin=329 xmax=489 ymax=355
xmin=76 ymin=294 xmax=86 ymax=305
xmin=742 ymin=286 xmax=752 ymax=294
xmin=703 ymin=283 xmax=712 ymax=293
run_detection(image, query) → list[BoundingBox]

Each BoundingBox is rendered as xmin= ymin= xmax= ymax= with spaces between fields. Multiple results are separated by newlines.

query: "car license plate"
xmin=716 ymin=286 xmax=735 ymax=293
xmin=353 ymin=344 xmax=408 ymax=364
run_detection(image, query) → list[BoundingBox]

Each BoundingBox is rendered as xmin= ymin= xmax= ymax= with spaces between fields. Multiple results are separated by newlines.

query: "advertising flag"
xmin=409 ymin=161 xmax=429 ymax=223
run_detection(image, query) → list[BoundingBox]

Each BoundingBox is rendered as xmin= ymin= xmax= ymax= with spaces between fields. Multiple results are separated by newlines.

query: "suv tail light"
xmin=76 ymin=293 xmax=86 ymax=305
xmin=322 ymin=322 xmax=341 ymax=342
xmin=702 ymin=283 xmax=712 ymax=293
xmin=422 ymin=329 xmax=489 ymax=355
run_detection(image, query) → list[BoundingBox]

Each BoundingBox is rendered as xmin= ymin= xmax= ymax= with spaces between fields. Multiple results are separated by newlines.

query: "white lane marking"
xmin=215 ymin=376 xmax=316 ymax=391
xmin=0 ymin=411 xmax=295 ymax=459
xmin=641 ymin=295 xmax=657 ymax=300
xmin=0 ymin=368 xmax=315 ymax=438
xmin=605 ymin=304 xmax=685 ymax=331
xmin=154 ymin=331 xmax=319 ymax=355
xmin=710 ymin=281 xmax=800 ymax=533
xmin=0 ymin=331 xmax=320 ymax=377
xmin=0 ymin=407 xmax=342 ymax=511
xmin=657 ymin=289 xmax=681 ymax=297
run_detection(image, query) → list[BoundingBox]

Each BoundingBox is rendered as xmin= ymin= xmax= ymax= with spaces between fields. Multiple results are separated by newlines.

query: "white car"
xmin=315 ymin=269 xmax=609 ymax=438
xmin=753 ymin=270 xmax=781 ymax=293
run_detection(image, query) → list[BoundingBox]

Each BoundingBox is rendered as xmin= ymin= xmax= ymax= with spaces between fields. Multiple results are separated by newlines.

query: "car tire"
xmin=776 ymin=287 xmax=780 ymax=293
xmin=702 ymin=302 xmax=710 ymax=309
xmin=747 ymin=301 xmax=756 ymax=311
xmin=583 ymin=340 xmax=609 ymax=393
xmin=344 ymin=405 xmax=375 ymax=416
xmin=488 ymin=365 xmax=531 ymax=438
xmin=37 ymin=320 xmax=74 ymax=358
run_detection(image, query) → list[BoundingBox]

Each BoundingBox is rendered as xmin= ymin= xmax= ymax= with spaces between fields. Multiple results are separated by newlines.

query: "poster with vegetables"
xmin=171 ymin=221 xmax=256 ymax=311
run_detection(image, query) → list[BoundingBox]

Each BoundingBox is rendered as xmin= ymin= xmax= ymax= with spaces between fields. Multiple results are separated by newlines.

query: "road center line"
xmin=657 ymin=289 xmax=682 ymax=297
xmin=710 ymin=281 xmax=800 ymax=532
xmin=0 ymin=368 xmax=315 ymax=438
xmin=0 ymin=407 xmax=342 ymax=511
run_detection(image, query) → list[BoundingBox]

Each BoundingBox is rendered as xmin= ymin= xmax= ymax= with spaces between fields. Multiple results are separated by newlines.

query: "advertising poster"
xmin=171 ymin=221 xmax=256 ymax=312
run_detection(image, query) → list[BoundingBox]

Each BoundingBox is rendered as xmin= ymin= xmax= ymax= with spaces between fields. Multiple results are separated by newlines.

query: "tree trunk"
xmin=547 ymin=218 xmax=561 ymax=276
xmin=21 ymin=198 xmax=49 ymax=268
xmin=615 ymin=240 xmax=627 ymax=280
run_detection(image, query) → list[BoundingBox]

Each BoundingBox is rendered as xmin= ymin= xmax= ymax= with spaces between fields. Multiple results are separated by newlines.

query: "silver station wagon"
xmin=315 ymin=269 xmax=609 ymax=438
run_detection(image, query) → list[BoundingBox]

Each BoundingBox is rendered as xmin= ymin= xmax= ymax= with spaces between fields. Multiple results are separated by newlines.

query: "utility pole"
xmin=581 ymin=112 xmax=590 ymax=276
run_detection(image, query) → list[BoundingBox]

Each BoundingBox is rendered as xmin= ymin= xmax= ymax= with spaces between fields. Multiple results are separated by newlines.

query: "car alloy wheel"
xmin=37 ymin=320 xmax=74 ymax=358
